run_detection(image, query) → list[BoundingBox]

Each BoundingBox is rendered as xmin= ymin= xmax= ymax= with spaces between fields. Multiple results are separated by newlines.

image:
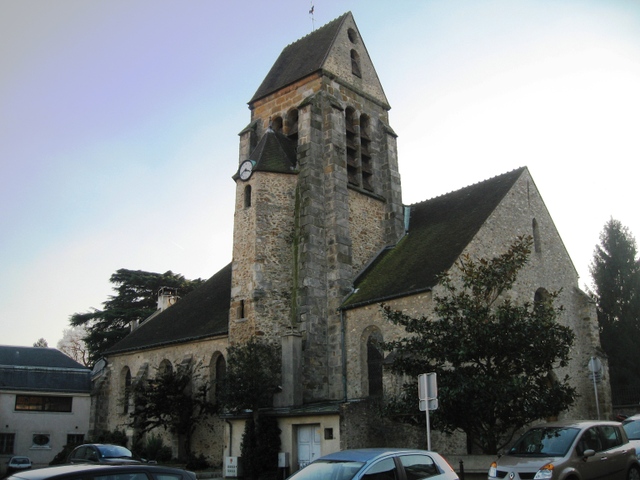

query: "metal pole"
xmin=592 ymin=357 xmax=600 ymax=420
xmin=426 ymin=403 xmax=431 ymax=450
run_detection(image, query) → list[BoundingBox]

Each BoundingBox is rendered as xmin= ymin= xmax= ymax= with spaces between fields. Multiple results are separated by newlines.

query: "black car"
xmin=67 ymin=444 xmax=141 ymax=465
xmin=5 ymin=464 xmax=195 ymax=480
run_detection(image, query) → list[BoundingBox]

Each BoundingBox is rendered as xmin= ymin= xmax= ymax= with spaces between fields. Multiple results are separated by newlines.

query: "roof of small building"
xmin=250 ymin=128 xmax=298 ymax=175
xmin=342 ymin=167 xmax=527 ymax=308
xmin=0 ymin=346 xmax=91 ymax=393
xmin=250 ymin=13 xmax=349 ymax=104
xmin=104 ymin=263 xmax=232 ymax=355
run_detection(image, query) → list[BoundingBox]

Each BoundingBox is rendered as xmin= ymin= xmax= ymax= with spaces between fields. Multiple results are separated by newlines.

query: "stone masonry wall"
xmin=94 ymin=336 xmax=228 ymax=466
xmin=340 ymin=169 xmax=608 ymax=453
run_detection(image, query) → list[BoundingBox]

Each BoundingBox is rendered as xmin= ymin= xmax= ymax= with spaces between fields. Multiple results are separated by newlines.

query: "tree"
xmin=130 ymin=360 xmax=216 ymax=461
xmin=70 ymin=269 xmax=204 ymax=364
xmin=383 ymin=236 xmax=576 ymax=454
xmin=57 ymin=326 xmax=90 ymax=367
xmin=590 ymin=218 xmax=640 ymax=404
xmin=218 ymin=338 xmax=281 ymax=413
xmin=33 ymin=338 xmax=48 ymax=347
xmin=219 ymin=338 xmax=282 ymax=480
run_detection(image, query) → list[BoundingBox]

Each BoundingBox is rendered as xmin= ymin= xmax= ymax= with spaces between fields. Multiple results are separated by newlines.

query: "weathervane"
xmin=309 ymin=1 xmax=315 ymax=30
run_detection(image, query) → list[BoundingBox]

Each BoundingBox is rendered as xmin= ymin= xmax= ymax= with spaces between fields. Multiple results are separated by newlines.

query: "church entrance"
xmin=296 ymin=424 xmax=321 ymax=470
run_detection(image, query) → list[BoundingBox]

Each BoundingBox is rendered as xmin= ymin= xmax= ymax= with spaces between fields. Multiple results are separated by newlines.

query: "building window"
xmin=67 ymin=434 xmax=85 ymax=446
xmin=15 ymin=395 xmax=72 ymax=412
xmin=244 ymin=185 xmax=252 ymax=208
xmin=532 ymin=218 xmax=541 ymax=253
xmin=351 ymin=49 xmax=361 ymax=78
xmin=286 ymin=109 xmax=299 ymax=143
xmin=271 ymin=116 xmax=283 ymax=132
xmin=367 ymin=335 xmax=383 ymax=396
xmin=32 ymin=434 xmax=51 ymax=448
xmin=122 ymin=367 xmax=132 ymax=414
xmin=346 ymin=109 xmax=374 ymax=191
xmin=0 ymin=433 xmax=15 ymax=454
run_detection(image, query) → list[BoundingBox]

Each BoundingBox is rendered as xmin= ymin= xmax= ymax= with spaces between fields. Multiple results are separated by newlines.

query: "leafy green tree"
xmin=130 ymin=360 xmax=216 ymax=461
xmin=70 ymin=269 xmax=204 ymax=364
xmin=590 ymin=219 xmax=640 ymax=404
xmin=218 ymin=338 xmax=281 ymax=413
xmin=240 ymin=416 xmax=281 ymax=480
xmin=383 ymin=236 xmax=576 ymax=454
xmin=219 ymin=338 xmax=282 ymax=479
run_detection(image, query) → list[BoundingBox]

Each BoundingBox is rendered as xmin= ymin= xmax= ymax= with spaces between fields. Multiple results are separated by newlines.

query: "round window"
xmin=33 ymin=434 xmax=50 ymax=446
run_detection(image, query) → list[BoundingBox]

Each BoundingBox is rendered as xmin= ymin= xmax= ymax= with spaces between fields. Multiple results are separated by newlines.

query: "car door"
xmin=397 ymin=454 xmax=441 ymax=480
xmin=575 ymin=427 xmax=612 ymax=480
xmin=596 ymin=425 xmax=631 ymax=480
xmin=358 ymin=458 xmax=399 ymax=480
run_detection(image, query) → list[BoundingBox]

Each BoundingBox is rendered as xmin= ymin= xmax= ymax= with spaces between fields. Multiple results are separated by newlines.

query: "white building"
xmin=0 ymin=346 xmax=91 ymax=473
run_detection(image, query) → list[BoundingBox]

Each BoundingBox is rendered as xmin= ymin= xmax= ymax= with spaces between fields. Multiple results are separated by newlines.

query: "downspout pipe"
xmin=340 ymin=308 xmax=348 ymax=402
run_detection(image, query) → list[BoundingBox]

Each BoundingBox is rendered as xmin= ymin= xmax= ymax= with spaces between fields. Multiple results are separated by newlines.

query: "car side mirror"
xmin=582 ymin=449 xmax=596 ymax=459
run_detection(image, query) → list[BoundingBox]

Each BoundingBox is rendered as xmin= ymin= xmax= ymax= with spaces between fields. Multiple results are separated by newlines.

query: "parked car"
xmin=5 ymin=464 xmax=195 ymax=480
xmin=286 ymin=448 xmax=459 ymax=480
xmin=66 ymin=444 xmax=141 ymax=465
xmin=488 ymin=420 xmax=640 ymax=480
xmin=623 ymin=414 xmax=640 ymax=456
xmin=6 ymin=457 xmax=31 ymax=475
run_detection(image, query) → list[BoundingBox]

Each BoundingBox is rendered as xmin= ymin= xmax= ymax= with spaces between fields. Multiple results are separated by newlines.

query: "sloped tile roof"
xmin=250 ymin=13 xmax=349 ymax=103
xmin=252 ymin=128 xmax=298 ymax=174
xmin=342 ymin=168 xmax=526 ymax=308
xmin=105 ymin=263 xmax=232 ymax=355
xmin=0 ymin=346 xmax=90 ymax=393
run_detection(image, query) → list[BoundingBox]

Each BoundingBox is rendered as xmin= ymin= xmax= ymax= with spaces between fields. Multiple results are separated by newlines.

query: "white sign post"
xmin=418 ymin=373 xmax=438 ymax=450
xmin=588 ymin=357 xmax=602 ymax=420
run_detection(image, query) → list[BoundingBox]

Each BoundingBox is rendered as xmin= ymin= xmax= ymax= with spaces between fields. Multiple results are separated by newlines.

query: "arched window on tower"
xmin=532 ymin=218 xmax=541 ymax=253
xmin=272 ymin=116 xmax=283 ymax=133
xmin=345 ymin=109 xmax=374 ymax=191
xmin=244 ymin=185 xmax=252 ymax=208
xmin=286 ymin=109 xmax=299 ymax=143
xmin=351 ymin=49 xmax=361 ymax=78
xmin=360 ymin=114 xmax=372 ymax=191
xmin=345 ymin=108 xmax=358 ymax=186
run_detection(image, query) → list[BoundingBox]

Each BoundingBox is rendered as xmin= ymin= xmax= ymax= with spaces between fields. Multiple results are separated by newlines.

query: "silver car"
xmin=488 ymin=420 xmax=640 ymax=480
xmin=287 ymin=448 xmax=459 ymax=480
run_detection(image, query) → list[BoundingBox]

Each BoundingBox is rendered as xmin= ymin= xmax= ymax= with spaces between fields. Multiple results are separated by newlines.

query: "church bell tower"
xmin=229 ymin=12 xmax=403 ymax=405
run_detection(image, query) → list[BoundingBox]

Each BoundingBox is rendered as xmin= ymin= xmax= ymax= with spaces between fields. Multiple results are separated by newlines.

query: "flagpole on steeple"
xmin=309 ymin=1 xmax=315 ymax=30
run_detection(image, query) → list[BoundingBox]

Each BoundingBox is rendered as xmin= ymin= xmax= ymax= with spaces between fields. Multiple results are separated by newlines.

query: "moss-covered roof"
xmin=253 ymin=128 xmax=298 ymax=174
xmin=250 ymin=13 xmax=349 ymax=104
xmin=105 ymin=263 xmax=232 ymax=354
xmin=342 ymin=168 xmax=526 ymax=308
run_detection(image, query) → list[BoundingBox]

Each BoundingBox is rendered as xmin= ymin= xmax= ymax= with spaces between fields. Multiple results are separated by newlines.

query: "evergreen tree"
xmin=70 ymin=269 xmax=203 ymax=364
xmin=383 ymin=236 xmax=575 ymax=454
xmin=590 ymin=218 xmax=640 ymax=404
xmin=130 ymin=360 xmax=216 ymax=461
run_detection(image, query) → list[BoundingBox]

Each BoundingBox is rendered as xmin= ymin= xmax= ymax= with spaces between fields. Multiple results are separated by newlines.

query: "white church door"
xmin=297 ymin=424 xmax=321 ymax=470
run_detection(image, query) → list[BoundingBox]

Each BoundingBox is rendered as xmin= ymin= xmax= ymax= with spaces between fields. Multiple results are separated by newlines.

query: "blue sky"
xmin=2 ymin=0 xmax=639 ymax=348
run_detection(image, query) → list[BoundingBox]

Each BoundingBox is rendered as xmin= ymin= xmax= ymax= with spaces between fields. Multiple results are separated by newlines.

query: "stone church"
xmin=91 ymin=12 xmax=609 ymax=470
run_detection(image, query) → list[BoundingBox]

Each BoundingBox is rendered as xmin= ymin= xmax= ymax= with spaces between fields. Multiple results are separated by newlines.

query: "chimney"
xmin=157 ymin=287 xmax=180 ymax=312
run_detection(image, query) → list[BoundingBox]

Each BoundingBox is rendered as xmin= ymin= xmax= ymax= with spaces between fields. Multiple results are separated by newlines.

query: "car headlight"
xmin=488 ymin=462 xmax=497 ymax=478
xmin=534 ymin=463 xmax=554 ymax=480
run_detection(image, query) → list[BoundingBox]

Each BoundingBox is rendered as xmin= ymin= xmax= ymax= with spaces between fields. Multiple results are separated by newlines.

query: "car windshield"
xmin=623 ymin=420 xmax=640 ymax=440
xmin=508 ymin=427 xmax=580 ymax=457
xmin=287 ymin=460 xmax=365 ymax=480
xmin=96 ymin=445 xmax=134 ymax=458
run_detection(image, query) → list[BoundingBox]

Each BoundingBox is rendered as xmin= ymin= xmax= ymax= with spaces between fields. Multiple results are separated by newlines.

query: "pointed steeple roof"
xmin=250 ymin=12 xmax=388 ymax=107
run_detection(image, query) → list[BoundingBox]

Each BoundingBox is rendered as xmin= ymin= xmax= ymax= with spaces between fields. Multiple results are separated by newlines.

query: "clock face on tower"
xmin=238 ymin=160 xmax=254 ymax=181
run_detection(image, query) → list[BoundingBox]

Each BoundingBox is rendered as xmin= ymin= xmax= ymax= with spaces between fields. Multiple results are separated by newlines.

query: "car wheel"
xmin=628 ymin=466 xmax=640 ymax=480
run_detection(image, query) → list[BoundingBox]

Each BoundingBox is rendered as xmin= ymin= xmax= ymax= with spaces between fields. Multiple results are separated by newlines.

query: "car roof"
xmin=530 ymin=420 xmax=622 ymax=429
xmin=318 ymin=448 xmax=434 ymax=463
xmin=7 ymin=464 xmax=187 ymax=480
